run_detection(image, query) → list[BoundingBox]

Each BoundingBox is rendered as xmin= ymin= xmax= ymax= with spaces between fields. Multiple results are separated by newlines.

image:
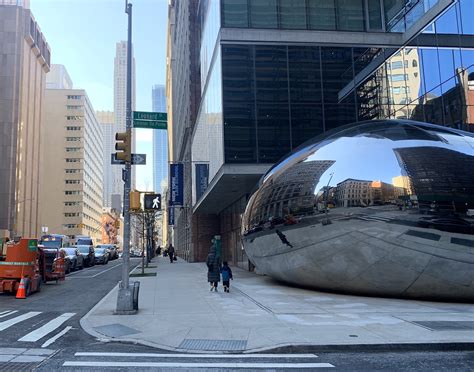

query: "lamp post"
xmin=116 ymin=0 xmax=135 ymax=314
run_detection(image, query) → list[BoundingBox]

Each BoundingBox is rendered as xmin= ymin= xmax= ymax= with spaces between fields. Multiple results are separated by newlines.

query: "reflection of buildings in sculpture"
xmin=411 ymin=69 xmax=474 ymax=132
xmin=394 ymin=146 xmax=474 ymax=212
xmin=336 ymin=179 xmax=406 ymax=207
xmin=336 ymin=179 xmax=371 ymax=207
xmin=249 ymin=160 xmax=335 ymax=225
xmin=392 ymin=175 xmax=413 ymax=195
xmin=370 ymin=180 xmax=406 ymax=203
xmin=387 ymin=48 xmax=421 ymax=119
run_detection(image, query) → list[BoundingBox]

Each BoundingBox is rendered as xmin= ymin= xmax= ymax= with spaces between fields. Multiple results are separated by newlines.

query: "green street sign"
xmin=133 ymin=111 xmax=167 ymax=121
xmin=133 ymin=120 xmax=167 ymax=130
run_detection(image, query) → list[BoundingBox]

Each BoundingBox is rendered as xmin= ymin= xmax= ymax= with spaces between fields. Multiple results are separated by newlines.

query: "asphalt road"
xmin=1 ymin=258 xmax=473 ymax=371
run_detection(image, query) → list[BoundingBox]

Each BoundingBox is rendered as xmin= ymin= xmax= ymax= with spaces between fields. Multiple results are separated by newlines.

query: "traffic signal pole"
xmin=116 ymin=0 xmax=135 ymax=314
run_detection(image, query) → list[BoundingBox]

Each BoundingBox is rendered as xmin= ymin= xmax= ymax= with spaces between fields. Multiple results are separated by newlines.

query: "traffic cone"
xmin=16 ymin=277 xmax=27 ymax=299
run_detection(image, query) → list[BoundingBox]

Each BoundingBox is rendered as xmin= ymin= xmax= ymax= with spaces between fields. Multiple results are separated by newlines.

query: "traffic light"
xmin=115 ymin=132 xmax=131 ymax=162
xmin=130 ymin=191 xmax=141 ymax=211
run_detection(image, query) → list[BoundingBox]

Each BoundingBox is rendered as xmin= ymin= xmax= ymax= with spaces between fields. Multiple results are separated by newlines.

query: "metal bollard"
xmin=132 ymin=281 xmax=140 ymax=311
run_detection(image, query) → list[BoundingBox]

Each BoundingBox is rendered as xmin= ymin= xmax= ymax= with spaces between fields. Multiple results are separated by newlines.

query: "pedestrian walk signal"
xmin=144 ymin=194 xmax=161 ymax=210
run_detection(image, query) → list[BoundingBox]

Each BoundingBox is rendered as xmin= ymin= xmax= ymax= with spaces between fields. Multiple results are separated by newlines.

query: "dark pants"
xmin=169 ymin=253 xmax=174 ymax=263
xmin=211 ymin=281 xmax=218 ymax=288
xmin=223 ymin=280 xmax=230 ymax=288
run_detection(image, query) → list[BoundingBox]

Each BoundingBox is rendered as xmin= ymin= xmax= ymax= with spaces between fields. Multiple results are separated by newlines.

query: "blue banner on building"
xmin=169 ymin=163 xmax=184 ymax=206
xmin=195 ymin=163 xmax=209 ymax=201
xmin=168 ymin=207 xmax=174 ymax=226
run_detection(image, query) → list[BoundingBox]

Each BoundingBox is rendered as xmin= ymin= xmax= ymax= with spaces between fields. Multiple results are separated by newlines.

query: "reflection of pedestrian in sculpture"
xmin=276 ymin=229 xmax=293 ymax=248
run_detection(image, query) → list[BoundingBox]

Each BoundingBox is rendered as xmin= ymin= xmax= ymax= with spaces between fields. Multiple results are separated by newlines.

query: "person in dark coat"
xmin=206 ymin=247 xmax=221 ymax=292
xmin=168 ymin=243 xmax=175 ymax=263
xmin=220 ymin=261 xmax=233 ymax=293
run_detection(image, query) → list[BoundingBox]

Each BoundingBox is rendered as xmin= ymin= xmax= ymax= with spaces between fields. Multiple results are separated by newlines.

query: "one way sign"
xmin=111 ymin=153 xmax=147 ymax=165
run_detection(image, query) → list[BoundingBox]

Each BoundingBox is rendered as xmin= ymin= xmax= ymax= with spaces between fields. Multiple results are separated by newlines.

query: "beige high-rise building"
xmin=40 ymin=66 xmax=104 ymax=243
xmin=0 ymin=3 xmax=50 ymax=238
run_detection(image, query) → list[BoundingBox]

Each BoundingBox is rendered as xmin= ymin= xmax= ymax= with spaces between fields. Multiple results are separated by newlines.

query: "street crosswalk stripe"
xmin=0 ymin=310 xmax=18 ymax=318
xmin=63 ymin=361 xmax=335 ymax=368
xmin=18 ymin=313 xmax=75 ymax=342
xmin=75 ymin=352 xmax=319 ymax=359
xmin=18 ymin=312 xmax=75 ymax=342
xmin=41 ymin=326 xmax=73 ymax=348
xmin=0 ymin=311 xmax=41 ymax=331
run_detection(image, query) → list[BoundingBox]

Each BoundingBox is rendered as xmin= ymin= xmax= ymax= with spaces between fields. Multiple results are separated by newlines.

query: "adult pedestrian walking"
xmin=168 ymin=243 xmax=175 ymax=263
xmin=206 ymin=241 xmax=221 ymax=291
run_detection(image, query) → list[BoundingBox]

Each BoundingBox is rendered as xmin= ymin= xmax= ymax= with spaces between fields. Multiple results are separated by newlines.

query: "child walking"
xmin=220 ymin=261 xmax=233 ymax=293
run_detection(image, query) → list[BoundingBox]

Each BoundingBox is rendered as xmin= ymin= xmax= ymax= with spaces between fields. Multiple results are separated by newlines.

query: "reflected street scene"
xmin=242 ymin=120 xmax=474 ymax=301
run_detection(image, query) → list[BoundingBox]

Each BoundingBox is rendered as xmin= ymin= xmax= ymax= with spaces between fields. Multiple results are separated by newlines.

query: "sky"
xmin=30 ymin=0 xmax=169 ymax=190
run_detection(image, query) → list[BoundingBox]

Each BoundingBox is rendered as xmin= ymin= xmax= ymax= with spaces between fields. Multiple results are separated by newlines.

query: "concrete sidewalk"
xmin=80 ymin=256 xmax=474 ymax=353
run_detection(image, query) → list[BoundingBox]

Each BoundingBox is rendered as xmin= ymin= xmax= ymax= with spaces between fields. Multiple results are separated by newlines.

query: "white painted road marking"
xmin=0 ymin=310 xmax=18 ymax=318
xmin=0 ymin=312 xmax=41 ymax=331
xmin=75 ymin=352 xmax=319 ymax=358
xmin=18 ymin=313 xmax=75 ymax=342
xmin=63 ymin=361 xmax=334 ymax=368
xmin=41 ymin=326 xmax=73 ymax=348
xmin=68 ymin=263 xmax=123 ymax=278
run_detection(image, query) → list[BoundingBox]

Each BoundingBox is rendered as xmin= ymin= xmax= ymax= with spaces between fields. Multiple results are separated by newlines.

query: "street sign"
xmin=131 ymin=153 xmax=146 ymax=165
xmin=111 ymin=153 xmax=146 ymax=165
xmin=133 ymin=111 xmax=167 ymax=121
xmin=144 ymin=194 xmax=161 ymax=210
xmin=133 ymin=120 xmax=167 ymax=130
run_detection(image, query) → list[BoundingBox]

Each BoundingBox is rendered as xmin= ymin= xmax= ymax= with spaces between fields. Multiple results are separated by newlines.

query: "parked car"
xmin=76 ymin=245 xmax=95 ymax=267
xmin=94 ymin=247 xmax=109 ymax=265
xmin=76 ymin=236 xmax=94 ymax=246
xmin=96 ymin=244 xmax=118 ymax=260
xmin=60 ymin=247 xmax=84 ymax=272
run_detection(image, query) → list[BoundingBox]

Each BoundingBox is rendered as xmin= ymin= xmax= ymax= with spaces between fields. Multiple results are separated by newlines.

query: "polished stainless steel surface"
xmin=242 ymin=120 xmax=474 ymax=301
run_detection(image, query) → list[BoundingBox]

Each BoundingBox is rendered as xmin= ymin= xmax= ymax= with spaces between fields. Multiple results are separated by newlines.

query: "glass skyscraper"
xmin=168 ymin=0 xmax=473 ymax=264
xmin=152 ymin=84 xmax=168 ymax=193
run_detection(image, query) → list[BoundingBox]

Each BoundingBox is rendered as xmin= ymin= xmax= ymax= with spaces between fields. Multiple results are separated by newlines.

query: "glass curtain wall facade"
xmin=221 ymin=0 xmax=448 ymax=32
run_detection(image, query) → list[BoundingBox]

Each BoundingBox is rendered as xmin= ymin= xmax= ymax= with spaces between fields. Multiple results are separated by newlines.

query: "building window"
xmin=308 ymin=0 xmax=336 ymax=30
xmin=65 ymin=180 xmax=81 ymax=184
xmin=250 ymin=0 xmax=278 ymax=29
xmin=66 ymin=126 xmax=82 ymax=131
xmin=66 ymin=137 xmax=81 ymax=142
xmin=67 ymin=95 xmax=82 ymax=100
xmin=391 ymin=73 xmax=408 ymax=81
xmin=67 ymin=116 xmax=82 ymax=120
xmin=336 ymin=0 xmax=365 ymax=31
xmin=67 ymin=105 xmax=82 ymax=110
xmin=65 ymin=158 xmax=82 ymax=163
xmin=280 ymin=0 xmax=307 ymax=30
xmin=222 ymin=0 xmax=248 ymax=27
xmin=65 ymin=147 xmax=81 ymax=152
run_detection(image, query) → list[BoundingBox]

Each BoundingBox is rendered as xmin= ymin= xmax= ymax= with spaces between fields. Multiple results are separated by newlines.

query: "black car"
xmin=76 ymin=245 xmax=95 ymax=267
xmin=96 ymin=244 xmax=118 ymax=260
xmin=94 ymin=247 xmax=109 ymax=265
xmin=61 ymin=247 xmax=84 ymax=272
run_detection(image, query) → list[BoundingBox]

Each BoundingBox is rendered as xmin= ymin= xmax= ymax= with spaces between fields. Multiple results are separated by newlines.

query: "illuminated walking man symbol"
xmin=152 ymin=196 xmax=160 ymax=209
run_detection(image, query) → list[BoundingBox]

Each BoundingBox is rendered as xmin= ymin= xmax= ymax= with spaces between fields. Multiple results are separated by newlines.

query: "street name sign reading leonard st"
xmin=132 ymin=111 xmax=167 ymax=130
xmin=111 ymin=153 xmax=147 ymax=165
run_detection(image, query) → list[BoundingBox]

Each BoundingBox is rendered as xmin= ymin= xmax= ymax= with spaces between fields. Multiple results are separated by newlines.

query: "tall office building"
xmin=0 ymin=3 xmax=50 ymax=238
xmin=113 ymin=41 xmax=136 ymax=204
xmin=40 ymin=66 xmax=104 ymax=243
xmin=152 ymin=84 xmax=167 ymax=193
xmin=168 ymin=0 xmax=474 ymax=265
xmin=96 ymin=111 xmax=114 ymax=208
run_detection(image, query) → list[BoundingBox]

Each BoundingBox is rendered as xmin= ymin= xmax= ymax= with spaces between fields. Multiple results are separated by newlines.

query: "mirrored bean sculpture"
xmin=241 ymin=120 xmax=474 ymax=301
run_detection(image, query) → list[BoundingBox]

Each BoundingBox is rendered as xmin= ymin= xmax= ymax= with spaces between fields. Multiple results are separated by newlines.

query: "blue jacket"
xmin=220 ymin=265 xmax=233 ymax=281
